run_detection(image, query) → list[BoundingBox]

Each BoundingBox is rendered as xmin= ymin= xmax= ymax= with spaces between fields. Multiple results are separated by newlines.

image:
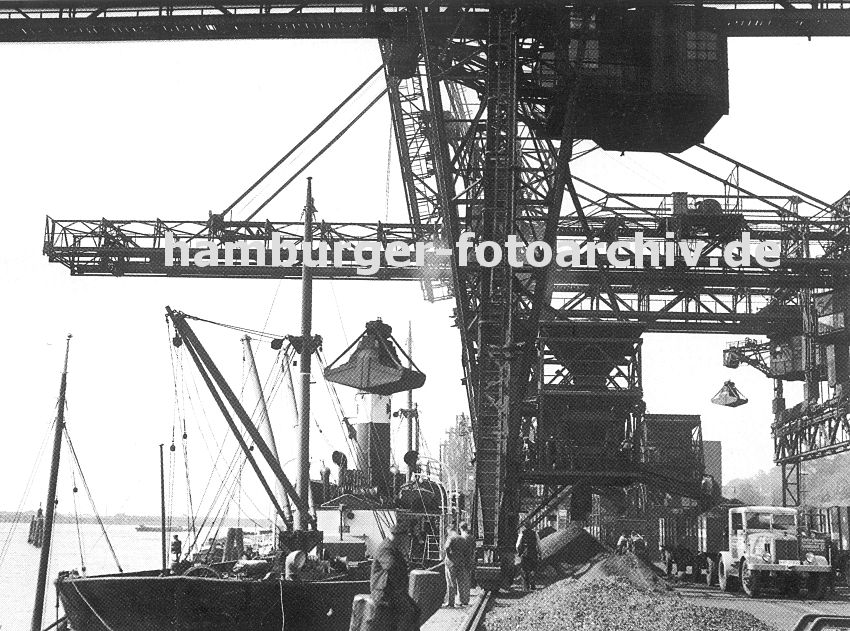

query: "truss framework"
xmin=3 ymin=2 xmax=850 ymax=42
xmin=25 ymin=1 xmax=850 ymax=560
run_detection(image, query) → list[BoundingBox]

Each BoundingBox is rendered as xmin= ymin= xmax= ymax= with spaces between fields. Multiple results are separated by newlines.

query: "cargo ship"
xmin=48 ymin=196 xmax=450 ymax=630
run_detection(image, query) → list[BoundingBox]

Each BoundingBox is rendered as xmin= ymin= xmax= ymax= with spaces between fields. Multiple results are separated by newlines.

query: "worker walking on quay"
xmin=370 ymin=522 xmax=421 ymax=631
xmin=516 ymin=523 xmax=541 ymax=591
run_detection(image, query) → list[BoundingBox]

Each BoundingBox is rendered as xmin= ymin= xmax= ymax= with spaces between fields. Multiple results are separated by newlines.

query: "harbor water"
xmin=0 ymin=522 xmax=189 ymax=631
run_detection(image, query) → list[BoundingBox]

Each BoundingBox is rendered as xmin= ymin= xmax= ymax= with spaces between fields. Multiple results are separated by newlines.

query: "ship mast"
xmin=296 ymin=178 xmax=314 ymax=531
xmin=31 ymin=334 xmax=71 ymax=631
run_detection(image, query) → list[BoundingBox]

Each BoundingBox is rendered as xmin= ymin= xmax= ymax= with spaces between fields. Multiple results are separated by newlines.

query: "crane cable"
xmin=384 ymin=115 xmax=393 ymax=222
xmin=171 ymin=320 xmax=271 ymax=543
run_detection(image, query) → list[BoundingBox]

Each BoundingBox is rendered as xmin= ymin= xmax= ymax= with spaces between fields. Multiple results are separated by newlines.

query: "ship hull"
xmin=58 ymin=574 xmax=370 ymax=631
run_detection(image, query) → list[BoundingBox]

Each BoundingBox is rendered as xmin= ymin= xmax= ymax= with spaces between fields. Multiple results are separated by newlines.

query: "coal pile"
xmin=490 ymin=526 xmax=776 ymax=631
xmin=536 ymin=523 xmax=660 ymax=589
xmin=484 ymin=576 xmax=777 ymax=631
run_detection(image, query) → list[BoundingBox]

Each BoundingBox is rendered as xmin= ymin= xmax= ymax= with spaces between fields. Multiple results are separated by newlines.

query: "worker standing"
xmin=616 ymin=531 xmax=629 ymax=555
xmin=458 ymin=522 xmax=476 ymax=597
xmin=170 ymin=535 xmax=182 ymax=567
xmin=630 ymin=530 xmax=646 ymax=557
xmin=443 ymin=526 xmax=463 ymax=607
xmin=515 ymin=523 xmax=540 ymax=591
xmin=370 ymin=522 xmax=420 ymax=631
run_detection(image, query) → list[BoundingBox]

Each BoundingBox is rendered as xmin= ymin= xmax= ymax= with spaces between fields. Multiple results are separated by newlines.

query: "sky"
xmin=0 ymin=32 xmax=848 ymax=521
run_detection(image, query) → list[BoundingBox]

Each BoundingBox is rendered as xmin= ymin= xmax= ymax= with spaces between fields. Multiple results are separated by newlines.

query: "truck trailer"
xmin=660 ymin=504 xmax=833 ymax=598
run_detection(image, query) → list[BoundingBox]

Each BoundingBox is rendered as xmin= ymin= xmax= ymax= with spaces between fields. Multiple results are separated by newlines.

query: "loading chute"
xmin=324 ymin=319 xmax=426 ymax=395
xmin=711 ymin=380 xmax=748 ymax=408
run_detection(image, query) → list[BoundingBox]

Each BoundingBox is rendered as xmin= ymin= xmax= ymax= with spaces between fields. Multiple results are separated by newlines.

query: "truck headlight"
xmin=761 ymin=553 xmax=772 ymax=562
xmin=805 ymin=552 xmax=814 ymax=564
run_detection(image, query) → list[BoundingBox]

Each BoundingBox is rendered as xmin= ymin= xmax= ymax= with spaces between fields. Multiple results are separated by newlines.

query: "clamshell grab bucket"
xmin=324 ymin=320 xmax=426 ymax=395
xmin=711 ymin=380 xmax=748 ymax=408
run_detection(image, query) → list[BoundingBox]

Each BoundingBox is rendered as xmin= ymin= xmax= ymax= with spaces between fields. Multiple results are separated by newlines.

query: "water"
xmin=0 ymin=522 xmax=184 ymax=631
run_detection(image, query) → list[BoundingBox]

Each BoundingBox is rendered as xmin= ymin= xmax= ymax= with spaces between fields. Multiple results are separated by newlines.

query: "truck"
xmin=659 ymin=504 xmax=833 ymax=599
xmin=800 ymin=505 xmax=850 ymax=585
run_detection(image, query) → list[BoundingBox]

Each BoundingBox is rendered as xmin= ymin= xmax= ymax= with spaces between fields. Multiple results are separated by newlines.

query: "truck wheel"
xmin=705 ymin=557 xmax=717 ymax=587
xmin=740 ymin=561 xmax=760 ymax=598
xmin=807 ymin=573 xmax=828 ymax=600
xmin=718 ymin=559 xmax=735 ymax=592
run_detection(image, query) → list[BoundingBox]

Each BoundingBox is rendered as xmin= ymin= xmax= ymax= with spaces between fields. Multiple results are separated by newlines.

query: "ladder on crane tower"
xmin=475 ymin=8 xmax=519 ymax=554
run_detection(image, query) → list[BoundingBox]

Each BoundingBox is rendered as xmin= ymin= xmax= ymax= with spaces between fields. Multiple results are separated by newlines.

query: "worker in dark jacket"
xmin=516 ymin=523 xmax=540 ymax=591
xmin=370 ymin=521 xmax=420 ymax=631
xmin=170 ymin=535 xmax=182 ymax=565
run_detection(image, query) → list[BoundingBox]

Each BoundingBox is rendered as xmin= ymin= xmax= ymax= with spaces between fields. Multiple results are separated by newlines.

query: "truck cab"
xmin=718 ymin=506 xmax=831 ymax=598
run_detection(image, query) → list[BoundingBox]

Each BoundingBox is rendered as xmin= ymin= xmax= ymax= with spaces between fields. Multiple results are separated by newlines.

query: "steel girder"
xmin=3 ymin=3 xmax=850 ymax=42
xmin=774 ymin=397 xmax=850 ymax=467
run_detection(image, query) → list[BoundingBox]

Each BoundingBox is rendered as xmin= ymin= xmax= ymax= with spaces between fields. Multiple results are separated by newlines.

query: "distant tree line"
xmin=723 ymin=452 xmax=850 ymax=507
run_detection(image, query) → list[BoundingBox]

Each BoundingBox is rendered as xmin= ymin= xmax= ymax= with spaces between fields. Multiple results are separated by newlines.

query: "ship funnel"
xmin=711 ymin=380 xmax=748 ymax=408
xmin=324 ymin=320 xmax=425 ymax=395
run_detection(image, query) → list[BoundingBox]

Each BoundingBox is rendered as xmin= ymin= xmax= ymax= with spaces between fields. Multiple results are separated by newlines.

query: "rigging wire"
xmin=328 ymin=282 xmax=349 ymax=344
xmin=182 ymin=419 xmax=196 ymax=540
xmin=244 ymin=87 xmax=388 ymax=221
xmin=0 ymin=416 xmax=55 ymax=571
xmin=63 ymin=427 xmax=122 ymax=572
xmin=183 ymin=314 xmax=287 ymax=340
xmin=68 ymin=457 xmax=86 ymax=573
xmin=166 ymin=318 xmax=181 ymax=536
xmin=223 ymin=64 xmax=384 ymax=220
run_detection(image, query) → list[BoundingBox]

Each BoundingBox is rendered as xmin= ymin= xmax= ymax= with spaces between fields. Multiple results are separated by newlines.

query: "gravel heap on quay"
xmin=488 ymin=524 xmax=777 ymax=631
xmin=484 ymin=576 xmax=778 ymax=631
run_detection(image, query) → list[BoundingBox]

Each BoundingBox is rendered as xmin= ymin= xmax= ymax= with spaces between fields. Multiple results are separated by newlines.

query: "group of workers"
xmin=615 ymin=530 xmax=646 ymax=555
xmin=364 ymin=519 xmax=478 ymax=631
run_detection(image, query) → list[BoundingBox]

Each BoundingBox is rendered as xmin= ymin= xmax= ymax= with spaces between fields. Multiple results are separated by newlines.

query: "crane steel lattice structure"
xmin=8 ymin=1 xmax=850 ymax=571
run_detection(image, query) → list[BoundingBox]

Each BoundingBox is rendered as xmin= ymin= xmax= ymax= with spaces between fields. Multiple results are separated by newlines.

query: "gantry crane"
xmin=6 ymin=1 xmax=850 ymax=576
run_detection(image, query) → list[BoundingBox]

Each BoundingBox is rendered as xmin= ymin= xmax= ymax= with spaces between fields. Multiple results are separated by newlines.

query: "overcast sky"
xmin=0 ymin=34 xmax=847 ymax=520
